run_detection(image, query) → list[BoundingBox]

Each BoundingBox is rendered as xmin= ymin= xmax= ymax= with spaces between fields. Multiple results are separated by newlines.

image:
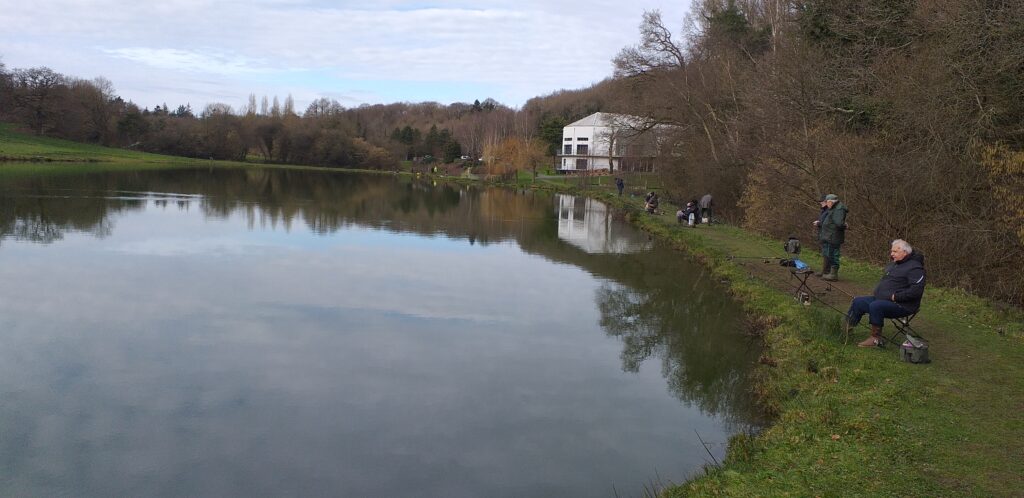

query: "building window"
xmin=563 ymin=144 xmax=572 ymax=155
xmin=564 ymin=137 xmax=572 ymax=141
xmin=577 ymin=137 xmax=588 ymax=141
xmin=576 ymin=158 xmax=588 ymax=169
xmin=576 ymin=144 xmax=588 ymax=155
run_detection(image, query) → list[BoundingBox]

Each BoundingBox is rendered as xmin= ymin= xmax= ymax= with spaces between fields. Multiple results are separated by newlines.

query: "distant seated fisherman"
xmin=644 ymin=192 xmax=659 ymax=214
xmin=684 ymin=201 xmax=699 ymax=226
xmin=846 ymin=239 xmax=926 ymax=347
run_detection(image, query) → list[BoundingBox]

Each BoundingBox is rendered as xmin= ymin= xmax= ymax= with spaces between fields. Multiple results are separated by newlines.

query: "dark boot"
xmin=857 ymin=325 xmax=883 ymax=348
xmin=823 ymin=266 xmax=839 ymax=281
xmin=817 ymin=257 xmax=831 ymax=277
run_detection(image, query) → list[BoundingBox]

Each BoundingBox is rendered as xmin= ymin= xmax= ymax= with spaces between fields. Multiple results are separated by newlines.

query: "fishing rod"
xmin=727 ymin=255 xmax=783 ymax=262
xmin=749 ymin=264 xmax=866 ymax=346
xmin=725 ymin=236 xmax=860 ymax=323
xmin=727 ymin=235 xmax=804 ymax=262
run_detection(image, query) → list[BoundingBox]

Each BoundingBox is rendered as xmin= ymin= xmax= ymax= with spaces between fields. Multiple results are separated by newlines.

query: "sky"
xmin=0 ymin=0 xmax=692 ymax=113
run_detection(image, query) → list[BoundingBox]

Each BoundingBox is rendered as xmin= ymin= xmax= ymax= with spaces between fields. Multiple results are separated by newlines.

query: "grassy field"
xmin=0 ymin=123 xmax=214 ymax=164
xmin=579 ymin=188 xmax=1024 ymax=496
xmin=0 ymin=123 xmax=398 ymax=177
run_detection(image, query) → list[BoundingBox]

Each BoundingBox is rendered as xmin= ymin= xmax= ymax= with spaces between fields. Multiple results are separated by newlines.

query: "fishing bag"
xmin=900 ymin=334 xmax=930 ymax=364
xmin=784 ymin=237 xmax=801 ymax=255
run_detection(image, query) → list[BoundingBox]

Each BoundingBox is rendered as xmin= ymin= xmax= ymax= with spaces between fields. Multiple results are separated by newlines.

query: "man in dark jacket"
xmin=814 ymin=196 xmax=829 ymax=276
xmin=699 ymin=193 xmax=713 ymax=223
xmin=813 ymin=193 xmax=848 ymax=281
xmin=845 ymin=239 xmax=926 ymax=347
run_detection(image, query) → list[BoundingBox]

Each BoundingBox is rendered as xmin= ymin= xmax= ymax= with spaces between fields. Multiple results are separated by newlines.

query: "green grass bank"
xmin=4 ymin=127 xmax=1022 ymax=496
xmin=575 ymin=189 xmax=1024 ymax=497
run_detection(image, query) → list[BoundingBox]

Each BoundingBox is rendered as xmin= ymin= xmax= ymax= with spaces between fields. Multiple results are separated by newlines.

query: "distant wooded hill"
xmin=0 ymin=59 xmax=620 ymax=171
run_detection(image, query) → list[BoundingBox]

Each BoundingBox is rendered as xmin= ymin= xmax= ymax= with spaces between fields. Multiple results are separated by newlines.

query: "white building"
xmin=557 ymin=112 xmax=659 ymax=173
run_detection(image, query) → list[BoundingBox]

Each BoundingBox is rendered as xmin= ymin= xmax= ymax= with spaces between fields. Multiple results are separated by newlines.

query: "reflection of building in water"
xmin=556 ymin=194 xmax=652 ymax=254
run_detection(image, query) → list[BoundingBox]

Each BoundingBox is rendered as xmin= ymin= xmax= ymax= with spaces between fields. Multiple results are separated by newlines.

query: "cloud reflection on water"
xmin=0 ymin=168 xmax=758 ymax=497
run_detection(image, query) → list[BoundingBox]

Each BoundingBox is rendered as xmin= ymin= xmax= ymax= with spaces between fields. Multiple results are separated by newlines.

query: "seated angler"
xmin=845 ymin=239 xmax=926 ymax=347
xmin=645 ymin=192 xmax=659 ymax=214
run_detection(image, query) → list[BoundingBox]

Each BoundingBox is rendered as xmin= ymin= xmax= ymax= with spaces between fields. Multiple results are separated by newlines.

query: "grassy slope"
xmin=576 ymin=188 xmax=1024 ymax=497
xmin=0 ymin=123 xmax=211 ymax=165
xmin=0 ymin=123 xmax=391 ymax=177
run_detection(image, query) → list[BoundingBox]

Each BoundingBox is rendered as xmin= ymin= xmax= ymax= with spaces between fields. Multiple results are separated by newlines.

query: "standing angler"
xmin=813 ymin=193 xmax=848 ymax=281
xmin=813 ymin=196 xmax=828 ymax=276
xmin=699 ymin=193 xmax=713 ymax=224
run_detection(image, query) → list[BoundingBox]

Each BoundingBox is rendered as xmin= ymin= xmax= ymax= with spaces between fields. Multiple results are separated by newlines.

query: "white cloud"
xmin=0 ymin=1 xmax=692 ymax=109
xmin=103 ymin=48 xmax=270 ymax=75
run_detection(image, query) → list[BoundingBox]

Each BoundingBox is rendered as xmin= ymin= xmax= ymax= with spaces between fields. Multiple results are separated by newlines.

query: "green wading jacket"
xmin=820 ymin=202 xmax=848 ymax=245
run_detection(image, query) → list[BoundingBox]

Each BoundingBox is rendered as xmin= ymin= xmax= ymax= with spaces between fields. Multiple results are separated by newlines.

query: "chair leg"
xmin=887 ymin=318 xmax=923 ymax=345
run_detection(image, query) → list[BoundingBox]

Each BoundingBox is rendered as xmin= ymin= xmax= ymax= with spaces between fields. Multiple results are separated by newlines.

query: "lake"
xmin=0 ymin=166 xmax=760 ymax=497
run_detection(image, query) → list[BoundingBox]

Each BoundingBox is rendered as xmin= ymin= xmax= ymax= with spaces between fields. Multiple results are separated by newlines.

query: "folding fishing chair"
xmin=882 ymin=312 xmax=918 ymax=344
xmin=882 ymin=312 xmax=931 ymax=363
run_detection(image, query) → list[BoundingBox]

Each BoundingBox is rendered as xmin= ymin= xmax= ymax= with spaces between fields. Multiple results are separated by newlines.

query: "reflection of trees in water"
xmin=0 ymin=185 xmax=137 ymax=245
xmin=520 ymin=225 xmax=761 ymax=427
xmin=595 ymin=269 xmax=760 ymax=428
xmin=0 ymin=169 xmax=558 ymax=249
xmin=5 ymin=217 xmax=66 ymax=244
xmin=0 ymin=168 xmax=759 ymax=427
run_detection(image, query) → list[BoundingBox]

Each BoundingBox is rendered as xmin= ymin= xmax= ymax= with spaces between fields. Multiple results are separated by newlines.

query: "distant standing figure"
xmin=814 ymin=196 xmax=829 ymax=277
xmin=812 ymin=193 xmax=848 ymax=281
xmin=615 ymin=177 xmax=624 ymax=196
xmin=699 ymin=194 xmax=713 ymax=223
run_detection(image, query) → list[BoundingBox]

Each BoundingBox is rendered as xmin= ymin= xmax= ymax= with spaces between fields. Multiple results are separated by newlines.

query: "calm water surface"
xmin=0 ymin=166 xmax=760 ymax=497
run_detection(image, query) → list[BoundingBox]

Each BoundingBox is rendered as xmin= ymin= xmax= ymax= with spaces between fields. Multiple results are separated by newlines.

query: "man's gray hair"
xmin=891 ymin=239 xmax=913 ymax=254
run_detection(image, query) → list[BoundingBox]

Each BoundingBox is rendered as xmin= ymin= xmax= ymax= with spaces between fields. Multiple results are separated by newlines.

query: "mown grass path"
xmin=600 ymin=196 xmax=1024 ymax=496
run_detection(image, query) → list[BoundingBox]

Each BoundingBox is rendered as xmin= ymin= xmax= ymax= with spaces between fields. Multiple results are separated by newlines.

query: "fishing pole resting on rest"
xmin=727 ymin=235 xmax=805 ymax=266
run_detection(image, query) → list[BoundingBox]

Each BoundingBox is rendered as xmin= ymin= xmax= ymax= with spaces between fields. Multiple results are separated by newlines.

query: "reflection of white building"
xmin=557 ymin=112 xmax=660 ymax=173
xmin=556 ymin=194 xmax=652 ymax=254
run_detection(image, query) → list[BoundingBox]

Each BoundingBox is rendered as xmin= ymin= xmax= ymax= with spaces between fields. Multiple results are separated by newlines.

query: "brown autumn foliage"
xmin=482 ymin=137 xmax=547 ymax=179
xmin=0 ymin=61 xmax=517 ymax=168
xmin=614 ymin=0 xmax=1024 ymax=304
xmin=981 ymin=143 xmax=1024 ymax=248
